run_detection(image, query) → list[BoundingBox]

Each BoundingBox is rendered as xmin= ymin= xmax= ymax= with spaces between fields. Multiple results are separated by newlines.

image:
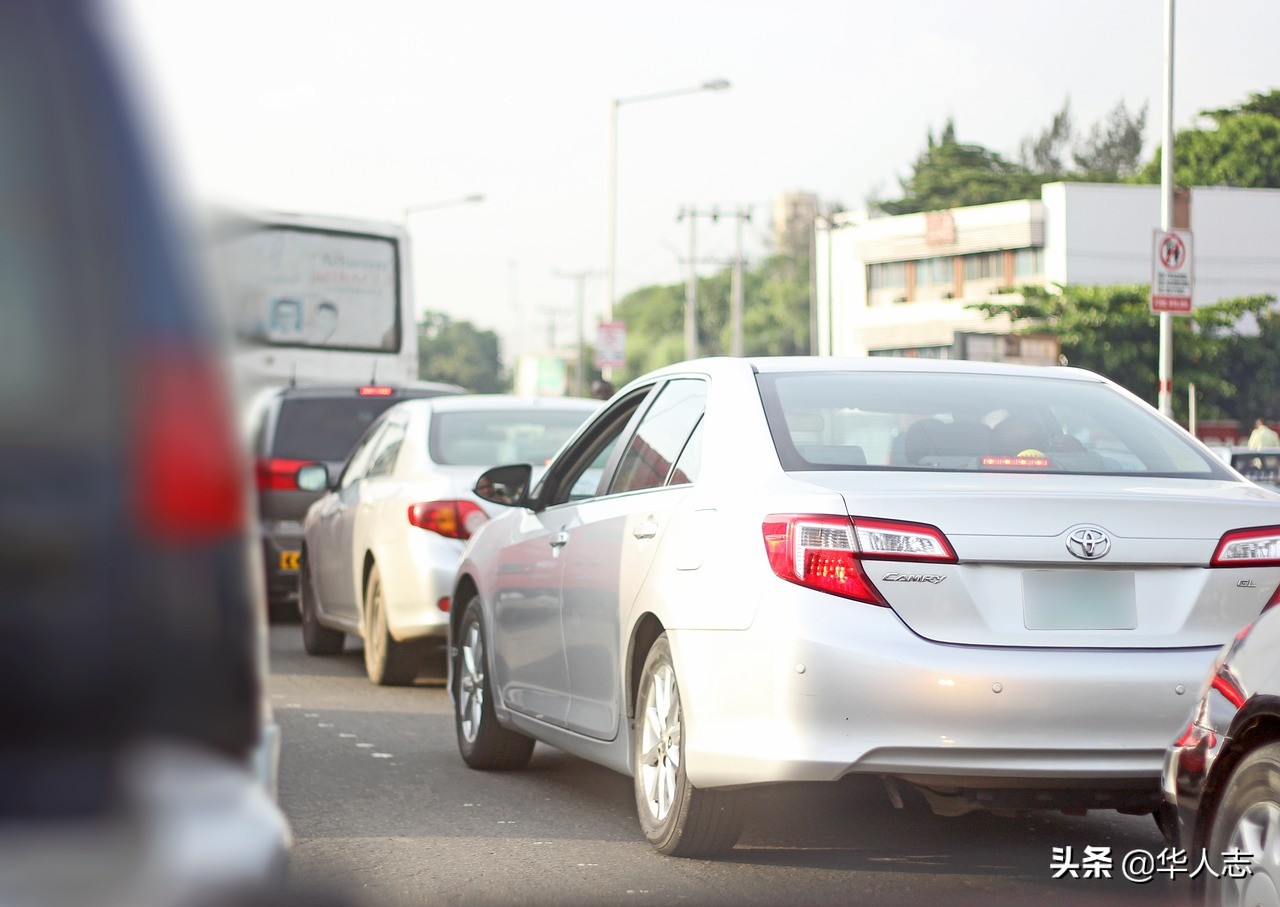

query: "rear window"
xmin=757 ymin=371 xmax=1230 ymax=479
xmin=272 ymin=396 xmax=409 ymax=461
xmin=429 ymin=409 xmax=592 ymax=466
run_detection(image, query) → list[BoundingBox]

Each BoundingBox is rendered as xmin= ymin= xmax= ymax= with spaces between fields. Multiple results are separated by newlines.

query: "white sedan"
xmin=297 ymin=395 xmax=599 ymax=685
xmin=451 ymin=357 xmax=1280 ymax=856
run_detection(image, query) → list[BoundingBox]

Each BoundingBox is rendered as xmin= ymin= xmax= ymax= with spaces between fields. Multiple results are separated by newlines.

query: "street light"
xmin=404 ymin=193 xmax=485 ymax=219
xmin=604 ymin=79 xmax=731 ymax=328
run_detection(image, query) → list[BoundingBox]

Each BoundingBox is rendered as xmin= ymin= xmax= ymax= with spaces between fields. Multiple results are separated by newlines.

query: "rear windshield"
xmin=757 ymin=371 xmax=1231 ymax=479
xmin=273 ymin=396 xmax=410 ymax=461
xmin=429 ymin=409 xmax=592 ymax=466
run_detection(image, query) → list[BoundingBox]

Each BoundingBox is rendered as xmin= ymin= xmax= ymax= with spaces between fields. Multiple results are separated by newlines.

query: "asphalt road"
xmin=270 ymin=625 xmax=1196 ymax=907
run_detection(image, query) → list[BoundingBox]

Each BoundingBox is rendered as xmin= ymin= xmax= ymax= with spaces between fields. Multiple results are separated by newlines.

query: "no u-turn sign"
xmin=1151 ymin=228 xmax=1193 ymax=314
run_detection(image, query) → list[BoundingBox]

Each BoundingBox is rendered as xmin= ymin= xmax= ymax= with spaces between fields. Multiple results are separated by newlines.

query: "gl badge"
xmin=1066 ymin=526 xmax=1111 ymax=560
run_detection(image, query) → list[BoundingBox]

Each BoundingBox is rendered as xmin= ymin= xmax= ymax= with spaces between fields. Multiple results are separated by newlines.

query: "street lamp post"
xmin=404 ymin=193 xmax=485 ymax=219
xmin=604 ymin=80 xmax=730 ymax=359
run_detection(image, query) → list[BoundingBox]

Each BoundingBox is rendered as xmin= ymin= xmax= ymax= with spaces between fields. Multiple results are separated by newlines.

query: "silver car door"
xmin=314 ymin=421 xmax=388 ymax=621
xmin=559 ymin=378 xmax=708 ymax=741
xmin=491 ymin=387 xmax=654 ymax=729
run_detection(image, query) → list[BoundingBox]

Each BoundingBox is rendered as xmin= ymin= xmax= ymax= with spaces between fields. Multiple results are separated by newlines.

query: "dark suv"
xmin=250 ymin=383 xmax=460 ymax=618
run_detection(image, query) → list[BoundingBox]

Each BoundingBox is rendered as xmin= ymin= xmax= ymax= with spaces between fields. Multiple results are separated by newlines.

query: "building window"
xmin=1014 ymin=247 xmax=1044 ymax=277
xmin=963 ymin=252 xmax=1004 ymax=280
xmin=914 ymin=256 xmax=953 ymax=286
xmin=868 ymin=262 xmax=906 ymax=290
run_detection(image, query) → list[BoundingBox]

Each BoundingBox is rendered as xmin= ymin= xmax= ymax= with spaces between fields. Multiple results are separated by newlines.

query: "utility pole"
xmin=553 ymin=269 xmax=603 ymax=397
xmin=676 ymin=205 xmax=752 ymax=360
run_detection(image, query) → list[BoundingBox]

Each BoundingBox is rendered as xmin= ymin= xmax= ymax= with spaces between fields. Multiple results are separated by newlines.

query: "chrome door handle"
xmin=550 ymin=531 xmax=569 ymax=549
xmin=633 ymin=520 xmax=658 ymax=540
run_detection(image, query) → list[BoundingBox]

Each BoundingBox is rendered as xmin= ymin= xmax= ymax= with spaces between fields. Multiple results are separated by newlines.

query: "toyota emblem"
xmin=1066 ymin=526 xmax=1111 ymax=560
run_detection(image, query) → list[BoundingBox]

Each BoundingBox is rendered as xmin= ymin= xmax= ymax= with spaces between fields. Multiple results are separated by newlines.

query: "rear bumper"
xmin=260 ymin=527 xmax=301 ymax=603
xmin=670 ymin=584 xmax=1218 ymax=797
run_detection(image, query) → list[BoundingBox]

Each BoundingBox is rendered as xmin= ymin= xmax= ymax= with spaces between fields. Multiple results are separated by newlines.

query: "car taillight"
xmin=358 ymin=386 xmax=394 ymax=397
xmin=761 ymin=514 xmax=955 ymax=605
xmin=255 ymin=457 xmax=315 ymax=491
xmin=1211 ymin=526 xmax=1280 ymax=566
xmin=131 ymin=348 xmax=246 ymax=542
xmin=408 ymin=500 xmax=489 ymax=540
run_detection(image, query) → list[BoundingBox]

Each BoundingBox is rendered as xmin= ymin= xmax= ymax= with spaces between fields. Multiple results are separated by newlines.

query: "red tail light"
xmin=358 ymin=386 xmax=394 ymax=397
xmin=131 ymin=348 xmax=246 ymax=542
xmin=408 ymin=500 xmax=488 ymax=540
xmin=255 ymin=457 xmax=315 ymax=491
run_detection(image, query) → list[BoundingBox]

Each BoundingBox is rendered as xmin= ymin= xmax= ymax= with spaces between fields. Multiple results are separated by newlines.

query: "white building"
xmin=814 ymin=182 xmax=1280 ymax=360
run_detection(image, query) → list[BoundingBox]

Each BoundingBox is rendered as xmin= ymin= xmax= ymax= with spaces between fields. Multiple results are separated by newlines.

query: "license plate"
xmin=279 ymin=551 xmax=301 ymax=571
xmin=1022 ymin=570 xmax=1136 ymax=630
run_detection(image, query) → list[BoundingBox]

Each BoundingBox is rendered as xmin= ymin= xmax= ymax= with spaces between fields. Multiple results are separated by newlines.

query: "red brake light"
xmin=255 ymin=457 xmax=315 ymax=491
xmin=981 ymin=455 xmax=1051 ymax=469
xmin=358 ymin=386 xmax=395 ymax=397
xmin=408 ymin=500 xmax=489 ymax=539
xmin=762 ymin=515 xmax=886 ymax=605
xmin=131 ymin=348 xmax=246 ymax=542
xmin=1211 ymin=526 xmax=1280 ymax=566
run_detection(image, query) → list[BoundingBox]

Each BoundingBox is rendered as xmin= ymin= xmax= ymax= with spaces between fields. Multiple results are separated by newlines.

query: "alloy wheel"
xmin=458 ymin=620 xmax=484 ymax=744
xmin=639 ymin=663 xmax=681 ymax=823
xmin=1222 ymin=801 xmax=1280 ymax=907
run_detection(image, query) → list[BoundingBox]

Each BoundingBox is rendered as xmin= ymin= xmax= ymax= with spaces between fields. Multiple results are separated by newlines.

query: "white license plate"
xmin=1022 ymin=570 xmax=1137 ymax=630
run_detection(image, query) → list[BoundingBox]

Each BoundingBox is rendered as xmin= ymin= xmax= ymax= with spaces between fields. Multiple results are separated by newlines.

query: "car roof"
xmin=269 ymin=382 xmax=464 ymax=400
xmin=394 ymin=394 xmax=601 ymax=415
xmin=621 ymin=356 xmax=1106 ymax=390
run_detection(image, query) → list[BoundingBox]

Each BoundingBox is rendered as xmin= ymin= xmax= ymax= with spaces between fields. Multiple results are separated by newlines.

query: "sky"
xmin=109 ymin=0 xmax=1280 ymax=365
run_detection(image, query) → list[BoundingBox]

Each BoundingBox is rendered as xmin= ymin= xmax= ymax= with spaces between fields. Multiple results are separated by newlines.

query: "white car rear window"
xmin=757 ymin=371 xmax=1228 ymax=478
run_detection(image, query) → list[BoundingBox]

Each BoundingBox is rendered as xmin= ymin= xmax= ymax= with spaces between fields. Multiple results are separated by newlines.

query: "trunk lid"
xmin=801 ymin=471 xmax=1280 ymax=648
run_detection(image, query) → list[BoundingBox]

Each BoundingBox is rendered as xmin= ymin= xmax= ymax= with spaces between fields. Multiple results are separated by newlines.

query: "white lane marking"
xmin=371 ymin=753 xmax=393 ymax=759
xmin=338 ymin=733 xmax=357 ymax=738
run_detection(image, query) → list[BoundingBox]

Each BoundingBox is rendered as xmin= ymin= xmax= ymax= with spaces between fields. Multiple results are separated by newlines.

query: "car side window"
xmin=339 ymin=421 xmax=387 ymax=489
xmin=667 ymin=416 xmax=704 ymax=486
xmin=609 ymin=379 xmax=708 ymax=495
xmin=541 ymin=387 xmax=654 ymax=507
xmin=364 ymin=421 xmax=406 ymax=479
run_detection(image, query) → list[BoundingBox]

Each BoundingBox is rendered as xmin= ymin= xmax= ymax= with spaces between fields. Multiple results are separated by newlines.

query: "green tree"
xmin=612 ymin=252 xmax=811 ymax=382
xmin=1223 ymin=307 xmax=1280 ymax=425
xmin=417 ymin=312 xmax=508 ymax=392
xmin=1137 ymin=89 xmax=1280 ymax=187
xmin=880 ymin=119 xmax=1045 ymax=215
xmin=1019 ymin=97 xmax=1074 ymax=175
xmin=971 ymin=285 xmax=1274 ymax=423
xmin=1073 ymin=99 xmax=1148 ymax=179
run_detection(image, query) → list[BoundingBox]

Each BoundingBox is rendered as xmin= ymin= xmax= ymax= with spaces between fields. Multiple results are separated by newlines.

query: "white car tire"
xmin=454 ymin=598 xmax=535 ymax=770
xmin=633 ymin=633 xmax=745 ymax=857
xmin=363 ymin=564 xmax=428 ymax=686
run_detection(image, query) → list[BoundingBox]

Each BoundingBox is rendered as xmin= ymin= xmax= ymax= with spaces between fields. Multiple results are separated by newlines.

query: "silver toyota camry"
xmin=450 ymin=357 xmax=1280 ymax=857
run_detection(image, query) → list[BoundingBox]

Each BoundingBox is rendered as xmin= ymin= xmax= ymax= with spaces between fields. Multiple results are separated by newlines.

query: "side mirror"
xmin=474 ymin=463 xmax=532 ymax=507
xmin=296 ymin=463 xmax=331 ymax=492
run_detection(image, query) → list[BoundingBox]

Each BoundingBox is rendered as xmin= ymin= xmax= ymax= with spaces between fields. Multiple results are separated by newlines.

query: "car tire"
xmin=454 ymin=597 xmax=534 ymax=770
xmin=633 ymin=634 xmax=744 ymax=857
xmin=362 ymin=564 xmax=427 ymax=686
xmin=300 ymin=551 xmax=344 ymax=656
xmin=1205 ymin=740 xmax=1280 ymax=907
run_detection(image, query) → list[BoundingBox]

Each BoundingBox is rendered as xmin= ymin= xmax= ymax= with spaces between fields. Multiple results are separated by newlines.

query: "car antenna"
xmin=370 ymin=360 xmax=379 ymax=385
xmin=289 ymin=362 xmax=297 ymax=388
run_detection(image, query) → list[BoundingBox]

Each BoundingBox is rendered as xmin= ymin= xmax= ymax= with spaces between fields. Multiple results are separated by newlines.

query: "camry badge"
xmin=1066 ymin=526 xmax=1111 ymax=560
xmin=882 ymin=573 xmax=945 ymax=584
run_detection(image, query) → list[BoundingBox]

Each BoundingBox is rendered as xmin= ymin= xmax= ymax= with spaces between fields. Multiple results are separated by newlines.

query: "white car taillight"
xmin=853 ymin=517 xmax=957 ymax=562
xmin=762 ymin=514 xmax=956 ymax=605
xmin=1210 ymin=526 xmax=1280 ymax=567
